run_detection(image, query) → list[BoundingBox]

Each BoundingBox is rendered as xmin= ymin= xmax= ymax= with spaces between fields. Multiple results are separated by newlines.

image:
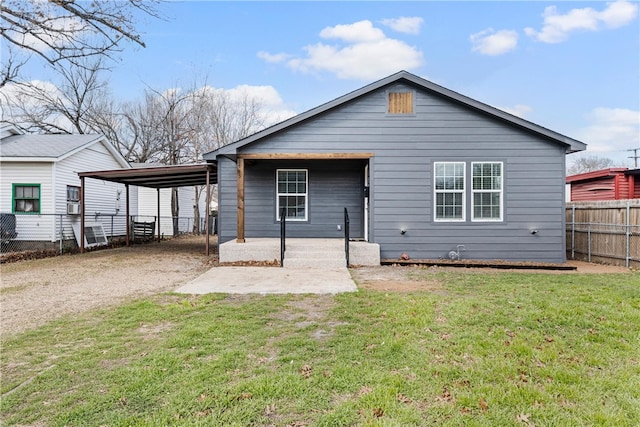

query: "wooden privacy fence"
xmin=566 ymin=200 xmax=640 ymax=268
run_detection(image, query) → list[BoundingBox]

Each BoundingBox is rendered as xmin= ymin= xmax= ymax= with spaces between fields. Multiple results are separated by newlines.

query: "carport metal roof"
xmin=77 ymin=163 xmax=217 ymax=188
xmin=77 ymin=163 xmax=217 ymax=256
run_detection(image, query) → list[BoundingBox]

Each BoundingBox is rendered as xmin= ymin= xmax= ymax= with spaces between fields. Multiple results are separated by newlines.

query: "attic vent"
xmin=388 ymin=91 xmax=413 ymax=114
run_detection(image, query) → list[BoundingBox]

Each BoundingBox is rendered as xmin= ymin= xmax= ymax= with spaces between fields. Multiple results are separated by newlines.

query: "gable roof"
xmin=566 ymin=168 xmax=629 ymax=183
xmin=0 ymin=132 xmax=130 ymax=168
xmin=204 ymin=70 xmax=586 ymax=160
xmin=0 ymin=124 xmax=23 ymax=139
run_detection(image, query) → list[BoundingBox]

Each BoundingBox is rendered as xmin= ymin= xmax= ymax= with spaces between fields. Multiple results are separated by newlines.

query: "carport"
xmin=77 ymin=163 xmax=217 ymax=255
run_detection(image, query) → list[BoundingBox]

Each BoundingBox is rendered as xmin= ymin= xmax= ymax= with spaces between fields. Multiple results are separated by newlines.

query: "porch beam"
xmin=237 ymin=157 xmax=245 ymax=243
xmin=237 ymin=152 xmax=374 ymax=160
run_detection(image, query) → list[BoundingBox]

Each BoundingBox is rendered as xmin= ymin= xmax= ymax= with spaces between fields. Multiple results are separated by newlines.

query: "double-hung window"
xmin=434 ymin=162 xmax=465 ymax=221
xmin=276 ymin=169 xmax=308 ymax=221
xmin=472 ymin=162 xmax=503 ymax=221
xmin=13 ymin=184 xmax=41 ymax=213
xmin=67 ymin=186 xmax=80 ymax=203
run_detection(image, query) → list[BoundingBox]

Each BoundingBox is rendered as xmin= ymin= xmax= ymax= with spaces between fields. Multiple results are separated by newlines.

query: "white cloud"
xmin=576 ymin=107 xmax=640 ymax=154
xmin=319 ymin=20 xmax=386 ymax=43
xmin=525 ymin=0 xmax=638 ymax=43
xmin=470 ymin=28 xmax=518 ymax=55
xmin=257 ymin=51 xmax=291 ymax=64
xmin=0 ymin=80 xmax=62 ymax=111
xmin=497 ymin=104 xmax=532 ymax=118
xmin=259 ymin=20 xmax=424 ymax=80
xmin=380 ymin=17 xmax=424 ymax=35
xmin=227 ymin=84 xmax=297 ymax=125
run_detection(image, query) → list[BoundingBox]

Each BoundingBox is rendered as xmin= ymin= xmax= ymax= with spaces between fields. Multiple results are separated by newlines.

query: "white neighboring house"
xmin=131 ymin=163 xmax=212 ymax=236
xmin=0 ymin=125 xmax=134 ymax=249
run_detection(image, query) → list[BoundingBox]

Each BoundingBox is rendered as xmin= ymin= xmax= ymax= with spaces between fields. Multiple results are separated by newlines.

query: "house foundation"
xmin=219 ymin=238 xmax=380 ymax=267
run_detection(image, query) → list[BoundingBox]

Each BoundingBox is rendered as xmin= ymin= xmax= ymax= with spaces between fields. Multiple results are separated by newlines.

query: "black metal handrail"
xmin=280 ymin=207 xmax=286 ymax=267
xmin=344 ymin=207 xmax=349 ymax=267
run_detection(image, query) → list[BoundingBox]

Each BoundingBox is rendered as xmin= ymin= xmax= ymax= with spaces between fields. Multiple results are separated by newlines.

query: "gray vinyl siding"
xmin=221 ymin=82 xmax=569 ymax=262
xmin=218 ymin=159 xmax=364 ymax=243
xmin=218 ymin=157 xmax=238 ymax=244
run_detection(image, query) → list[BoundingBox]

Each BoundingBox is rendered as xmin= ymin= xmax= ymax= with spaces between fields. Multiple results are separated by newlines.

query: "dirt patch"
xmin=350 ymin=260 xmax=633 ymax=292
xmin=1 ymin=239 xmax=633 ymax=337
xmin=350 ymin=265 xmax=445 ymax=292
xmin=1 ymin=235 xmax=213 ymax=337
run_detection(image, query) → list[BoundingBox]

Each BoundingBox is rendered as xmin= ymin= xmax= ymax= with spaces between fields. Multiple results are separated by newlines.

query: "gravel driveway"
xmin=1 ymin=235 xmax=631 ymax=337
xmin=1 ymin=236 xmax=213 ymax=337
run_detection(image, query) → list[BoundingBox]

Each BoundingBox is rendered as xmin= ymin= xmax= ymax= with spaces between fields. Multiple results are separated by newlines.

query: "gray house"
xmin=204 ymin=71 xmax=586 ymax=264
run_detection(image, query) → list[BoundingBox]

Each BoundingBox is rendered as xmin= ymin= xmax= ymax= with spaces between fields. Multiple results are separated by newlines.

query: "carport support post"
xmin=237 ymin=157 xmax=245 ymax=243
xmin=205 ymin=168 xmax=210 ymax=256
xmin=80 ymin=176 xmax=85 ymax=253
xmin=157 ymin=188 xmax=161 ymax=242
xmin=125 ymin=184 xmax=130 ymax=247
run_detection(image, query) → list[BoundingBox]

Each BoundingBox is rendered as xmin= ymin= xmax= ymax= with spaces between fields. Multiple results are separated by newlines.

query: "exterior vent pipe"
xmin=448 ymin=245 xmax=466 ymax=260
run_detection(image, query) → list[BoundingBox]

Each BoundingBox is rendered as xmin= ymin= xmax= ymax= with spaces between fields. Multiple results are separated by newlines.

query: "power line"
xmin=628 ymin=148 xmax=640 ymax=168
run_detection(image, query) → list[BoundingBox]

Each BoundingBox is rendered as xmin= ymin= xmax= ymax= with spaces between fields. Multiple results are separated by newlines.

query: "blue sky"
xmin=15 ymin=1 xmax=640 ymax=167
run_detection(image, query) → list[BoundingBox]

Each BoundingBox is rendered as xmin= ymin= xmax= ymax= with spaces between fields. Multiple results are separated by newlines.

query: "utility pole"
xmin=628 ymin=148 xmax=640 ymax=168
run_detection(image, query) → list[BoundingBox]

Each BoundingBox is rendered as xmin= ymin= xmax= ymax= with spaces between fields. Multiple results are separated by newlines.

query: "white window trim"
xmin=471 ymin=162 xmax=504 ymax=222
xmin=276 ymin=169 xmax=308 ymax=222
xmin=434 ymin=162 xmax=466 ymax=222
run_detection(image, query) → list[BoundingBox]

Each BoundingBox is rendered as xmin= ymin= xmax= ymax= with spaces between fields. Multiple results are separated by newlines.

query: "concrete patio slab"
xmin=175 ymin=266 xmax=358 ymax=294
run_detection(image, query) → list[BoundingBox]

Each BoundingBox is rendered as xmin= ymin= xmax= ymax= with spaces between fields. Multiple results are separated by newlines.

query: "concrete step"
xmin=283 ymin=238 xmax=346 ymax=268
xmin=283 ymin=257 xmax=347 ymax=269
xmin=284 ymin=249 xmax=344 ymax=259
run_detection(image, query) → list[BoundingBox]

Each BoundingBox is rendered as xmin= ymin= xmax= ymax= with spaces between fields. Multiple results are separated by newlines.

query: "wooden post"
xmin=205 ymin=167 xmax=210 ymax=256
xmin=80 ymin=176 xmax=85 ymax=253
xmin=125 ymin=184 xmax=130 ymax=247
xmin=237 ymin=158 xmax=245 ymax=243
xmin=157 ymin=187 xmax=161 ymax=242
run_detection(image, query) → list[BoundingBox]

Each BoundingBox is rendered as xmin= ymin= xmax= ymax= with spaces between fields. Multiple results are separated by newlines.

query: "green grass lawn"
xmin=1 ymin=271 xmax=639 ymax=426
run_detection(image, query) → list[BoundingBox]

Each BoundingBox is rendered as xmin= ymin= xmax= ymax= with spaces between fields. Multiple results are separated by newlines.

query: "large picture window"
xmin=472 ymin=162 xmax=503 ymax=221
xmin=276 ymin=169 xmax=308 ymax=221
xmin=434 ymin=162 xmax=465 ymax=221
xmin=13 ymin=184 xmax=41 ymax=213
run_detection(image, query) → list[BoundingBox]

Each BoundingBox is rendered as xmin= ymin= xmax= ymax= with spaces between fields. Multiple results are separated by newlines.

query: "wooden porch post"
xmin=80 ymin=176 xmax=85 ymax=253
xmin=125 ymin=184 xmax=130 ymax=247
xmin=237 ymin=158 xmax=245 ymax=243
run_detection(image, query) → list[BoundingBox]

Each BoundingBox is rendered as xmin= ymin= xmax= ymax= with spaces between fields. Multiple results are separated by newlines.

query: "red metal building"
xmin=566 ymin=168 xmax=640 ymax=201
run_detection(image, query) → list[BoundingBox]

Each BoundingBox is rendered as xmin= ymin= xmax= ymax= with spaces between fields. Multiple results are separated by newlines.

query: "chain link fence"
xmin=1 ymin=212 xmax=215 ymax=261
xmin=566 ymin=200 xmax=640 ymax=269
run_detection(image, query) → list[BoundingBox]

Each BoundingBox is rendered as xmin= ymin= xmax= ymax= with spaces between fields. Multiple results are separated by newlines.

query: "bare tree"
xmin=184 ymin=85 xmax=268 ymax=232
xmin=567 ymin=155 xmax=620 ymax=175
xmin=1 ymin=0 xmax=161 ymax=87
xmin=1 ymin=58 xmax=110 ymax=134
